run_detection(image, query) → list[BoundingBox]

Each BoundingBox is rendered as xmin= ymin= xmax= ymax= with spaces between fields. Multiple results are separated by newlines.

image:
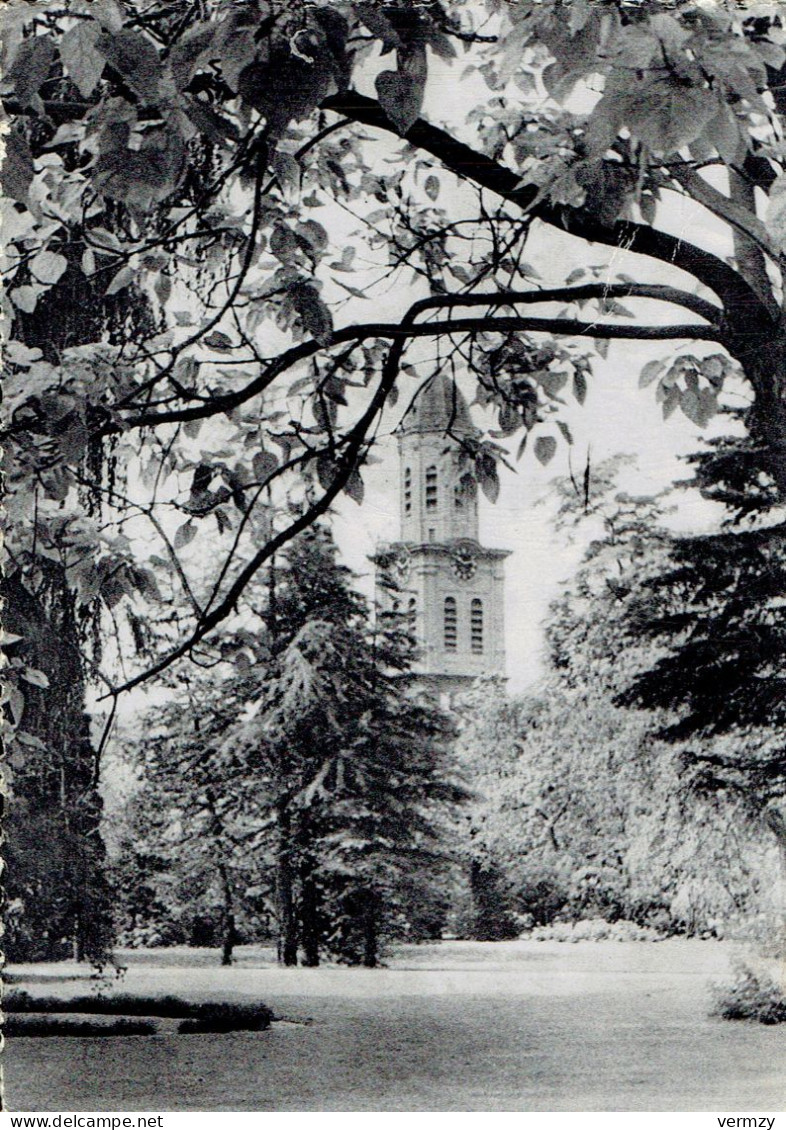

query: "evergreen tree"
xmin=234 ymin=524 xmax=467 ymax=966
xmin=614 ymin=423 xmax=786 ymax=872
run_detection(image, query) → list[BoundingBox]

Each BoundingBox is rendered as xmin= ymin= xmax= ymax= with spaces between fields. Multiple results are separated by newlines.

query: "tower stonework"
xmin=374 ymin=374 xmax=509 ymax=698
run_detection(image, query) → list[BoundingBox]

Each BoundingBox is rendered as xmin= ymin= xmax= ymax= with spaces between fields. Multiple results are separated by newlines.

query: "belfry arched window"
xmin=404 ymin=467 xmax=412 ymax=514
xmin=444 ymin=597 xmax=457 ymax=651
xmin=471 ymin=599 xmax=484 ymax=654
xmin=425 ymin=465 xmax=438 ymax=511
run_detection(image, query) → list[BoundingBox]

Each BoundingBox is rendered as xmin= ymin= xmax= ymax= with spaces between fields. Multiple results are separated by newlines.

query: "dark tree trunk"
xmin=362 ymin=891 xmax=379 ymax=969
xmin=276 ymin=802 xmax=299 ymax=966
xmin=2 ymin=567 xmax=114 ymax=964
xmin=221 ymin=912 xmax=236 ymax=967
xmin=300 ymin=866 xmax=320 ymax=967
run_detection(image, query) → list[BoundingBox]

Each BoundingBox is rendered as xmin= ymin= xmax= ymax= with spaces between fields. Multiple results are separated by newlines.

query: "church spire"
xmin=373 ymin=372 xmax=510 ymax=699
xmin=397 ymin=374 xmax=479 ymax=545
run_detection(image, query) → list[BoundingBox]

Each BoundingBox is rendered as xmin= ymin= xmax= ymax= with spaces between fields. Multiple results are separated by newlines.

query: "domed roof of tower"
xmin=398 ymin=373 xmax=477 ymax=436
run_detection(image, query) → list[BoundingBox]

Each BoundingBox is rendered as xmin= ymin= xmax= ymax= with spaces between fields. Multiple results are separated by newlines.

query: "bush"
xmin=711 ymin=965 xmax=786 ymax=1025
xmin=525 ymin=917 xmax=667 ymax=943
xmin=565 ymin=866 xmax=627 ymax=922
xmin=5 ymin=1014 xmax=157 ymax=1038
xmin=516 ymin=869 xmax=568 ymax=926
xmin=4 ymin=990 xmax=273 ymax=1030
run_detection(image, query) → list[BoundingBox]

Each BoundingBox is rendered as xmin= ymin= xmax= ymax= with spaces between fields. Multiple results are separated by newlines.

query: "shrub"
xmin=526 ymin=917 xmax=666 ymax=943
xmin=711 ymin=965 xmax=786 ymax=1025
xmin=516 ymin=869 xmax=568 ymax=926
xmin=5 ymin=1014 xmax=157 ymax=1038
xmin=4 ymin=990 xmax=273 ymax=1030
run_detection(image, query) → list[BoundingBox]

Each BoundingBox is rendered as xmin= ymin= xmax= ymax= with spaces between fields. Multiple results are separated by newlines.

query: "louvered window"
xmin=404 ymin=467 xmax=412 ymax=514
xmin=471 ymin=599 xmax=484 ymax=654
xmin=425 ymin=466 xmax=438 ymax=510
xmin=444 ymin=597 xmax=457 ymax=651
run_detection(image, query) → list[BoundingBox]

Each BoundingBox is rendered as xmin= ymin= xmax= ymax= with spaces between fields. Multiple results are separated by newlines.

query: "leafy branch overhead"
xmin=4 ymin=0 xmax=786 ymax=703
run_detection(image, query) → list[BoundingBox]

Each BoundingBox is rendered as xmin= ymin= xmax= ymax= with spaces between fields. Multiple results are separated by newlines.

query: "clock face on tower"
xmin=451 ymin=545 xmax=477 ymax=581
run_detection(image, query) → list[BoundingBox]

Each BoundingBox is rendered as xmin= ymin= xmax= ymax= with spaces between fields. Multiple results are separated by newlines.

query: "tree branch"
xmin=322 ymin=90 xmax=776 ymax=332
xmin=124 ymin=297 xmax=722 ymax=431
xmin=102 ymin=329 xmax=409 ymax=698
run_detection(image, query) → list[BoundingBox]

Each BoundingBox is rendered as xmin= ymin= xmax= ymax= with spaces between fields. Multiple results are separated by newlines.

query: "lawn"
xmin=4 ymin=938 xmax=785 ymax=1111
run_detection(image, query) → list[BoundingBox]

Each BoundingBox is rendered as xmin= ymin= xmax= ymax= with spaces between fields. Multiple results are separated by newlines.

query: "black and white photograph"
xmin=2 ymin=0 xmax=786 ymax=1113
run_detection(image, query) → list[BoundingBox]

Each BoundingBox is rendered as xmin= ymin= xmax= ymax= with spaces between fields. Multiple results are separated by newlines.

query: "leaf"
xmin=565 ymin=267 xmax=586 ymax=285
xmin=291 ymin=284 xmax=333 ymax=345
xmin=105 ymin=266 xmax=134 ymax=296
xmin=639 ymin=358 xmax=666 ymax=389
xmin=353 ymin=3 xmax=401 ymax=52
xmin=183 ymin=98 xmax=239 ymax=145
xmin=183 ymin=418 xmax=203 ymax=439
xmin=344 ymin=468 xmax=364 ymax=505
xmin=252 ymin=451 xmax=279 ymax=481
xmin=11 ymin=286 xmax=39 ymax=313
xmin=295 ymin=219 xmax=328 ymax=256
xmin=169 ymin=22 xmax=217 ymax=89
xmin=476 ymin=453 xmax=499 ymax=503
xmin=766 ymin=173 xmax=786 ymax=255
xmin=59 ymin=19 xmax=104 ymax=97
xmin=424 ymin=175 xmax=440 ymax=201
xmin=534 ymin=435 xmax=557 ymax=466
xmin=316 ymin=453 xmax=336 ymax=492
xmin=329 ymin=246 xmax=356 ymax=273
xmin=30 ymin=250 xmax=68 ymax=286
xmin=703 ymin=103 xmax=743 ymax=165
xmin=375 ymin=69 xmax=425 ymax=135
xmin=95 ymin=28 xmax=162 ymax=103
xmin=20 ymin=667 xmax=50 ymax=689
xmin=594 ymin=338 xmax=610 ymax=360
xmin=81 ymin=247 xmax=96 ymax=275
xmin=662 ymin=386 xmax=680 ymax=419
xmin=272 ymin=151 xmax=301 ymax=194
xmin=203 ymin=331 xmax=234 ymax=352
xmin=2 ymin=129 xmax=35 ymax=204
xmin=516 ymin=432 xmax=528 ymax=461
xmin=5 ymin=35 xmax=56 ymax=106
xmin=174 ymin=520 xmax=196 ymax=550
xmin=557 ymin=420 xmax=574 ymax=446
xmin=498 ymin=403 xmax=521 ymax=436
xmin=573 ymin=370 xmax=588 ymax=405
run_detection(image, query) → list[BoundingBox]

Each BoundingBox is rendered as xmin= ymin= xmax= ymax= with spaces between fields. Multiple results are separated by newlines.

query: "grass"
xmin=6 ymin=939 xmax=786 ymax=1112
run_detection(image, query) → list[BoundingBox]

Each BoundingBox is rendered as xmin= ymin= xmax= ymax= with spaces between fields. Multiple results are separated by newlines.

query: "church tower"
xmin=374 ymin=373 xmax=509 ymax=698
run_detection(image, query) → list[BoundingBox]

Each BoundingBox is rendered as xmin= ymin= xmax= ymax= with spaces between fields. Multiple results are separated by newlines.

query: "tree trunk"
xmin=300 ymin=865 xmax=320 ymax=967
xmin=276 ymin=802 xmax=299 ymax=966
xmin=221 ymin=911 xmax=235 ymax=967
xmin=362 ymin=891 xmax=378 ymax=969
